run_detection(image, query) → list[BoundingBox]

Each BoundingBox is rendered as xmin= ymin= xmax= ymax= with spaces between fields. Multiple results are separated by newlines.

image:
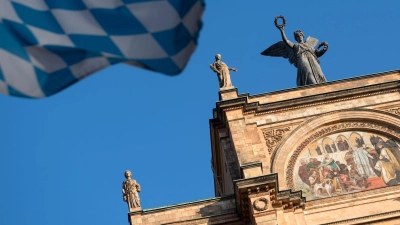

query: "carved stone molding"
xmin=285 ymin=121 xmax=400 ymax=189
xmin=253 ymin=197 xmax=268 ymax=211
xmin=262 ymin=126 xmax=291 ymax=154
xmin=322 ymin=210 xmax=400 ymax=225
xmin=223 ymin=106 xmax=243 ymax=112
xmin=254 ymin=84 xmax=400 ymax=116
xmin=306 ymin=185 xmax=400 ymax=207
xmin=164 ymin=213 xmax=239 ymax=225
xmin=387 ymin=107 xmax=400 ymax=115
xmin=252 ymin=210 xmax=276 ymax=218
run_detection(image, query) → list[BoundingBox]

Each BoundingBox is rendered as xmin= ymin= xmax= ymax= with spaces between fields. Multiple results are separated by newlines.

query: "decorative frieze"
xmin=387 ymin=107 xmax=400 ymax=115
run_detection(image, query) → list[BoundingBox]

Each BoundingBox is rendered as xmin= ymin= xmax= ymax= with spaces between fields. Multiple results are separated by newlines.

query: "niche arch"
xmin=271 ymin=109 xmax=400 ymax=191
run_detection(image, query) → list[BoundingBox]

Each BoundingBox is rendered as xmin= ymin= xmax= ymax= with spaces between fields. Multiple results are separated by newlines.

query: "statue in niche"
xmin=209 ymin=54 xmax=237 ymax=89
xmin=122 ymin=170 xmax=141 ymax=211
xmin=261 ymin=15 xmax=329 ymax=86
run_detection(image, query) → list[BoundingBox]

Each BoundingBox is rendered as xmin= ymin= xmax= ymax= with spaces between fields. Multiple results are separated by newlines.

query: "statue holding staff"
xmin=261 ymin=15 xmax=329 ymax=86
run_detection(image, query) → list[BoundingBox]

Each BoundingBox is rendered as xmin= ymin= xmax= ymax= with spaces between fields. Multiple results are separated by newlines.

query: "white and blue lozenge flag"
xmin=0 ymin=0 xmax=204 ymax=98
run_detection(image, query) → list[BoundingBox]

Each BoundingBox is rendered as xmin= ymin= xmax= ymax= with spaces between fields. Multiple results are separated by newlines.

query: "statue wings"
xmin=305 ymin=36 xmax=318 ymax=48
xmin=260 ymin=41 xmax=296 ymax=65
xmin=260 ymin=36 xmax=319 ymax=66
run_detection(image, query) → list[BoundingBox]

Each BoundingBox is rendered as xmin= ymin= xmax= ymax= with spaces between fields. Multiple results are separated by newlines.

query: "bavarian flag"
xmin=0 ymin=0 xmax=204 ymax=98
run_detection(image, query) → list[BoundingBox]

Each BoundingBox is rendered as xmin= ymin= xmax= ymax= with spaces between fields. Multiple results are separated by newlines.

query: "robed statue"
xmin=261 ymin=16 xmax=329 ymax=86
xmin=209 ymin=54 xmax=237 ymax=89
xmin=122 ymin=170 xmax=141 ymax=211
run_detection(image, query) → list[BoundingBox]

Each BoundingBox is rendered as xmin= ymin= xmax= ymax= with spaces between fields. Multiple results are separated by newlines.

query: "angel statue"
xmin=209 ymin=54 xmax=237 ymax=89
xmin=261 ymin=16 xmax=329 ymax=86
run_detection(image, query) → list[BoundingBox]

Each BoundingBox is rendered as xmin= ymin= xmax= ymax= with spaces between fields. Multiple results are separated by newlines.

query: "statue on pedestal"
xmin=261 ymin=15 xmax=329 ymax=86
xmin=209 ymin=54 xmax=237 ymax=89
xmin=122 ymin=170 xmax=141 ymax=211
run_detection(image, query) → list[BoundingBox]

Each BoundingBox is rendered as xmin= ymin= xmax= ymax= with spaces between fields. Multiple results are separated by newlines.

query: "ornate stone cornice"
xmin=137 ymin=195 xmax=235 ymax=215
xmin=285 ymin=121 xmax=400 ymax=189
xmin=255 ymin=82 xmax=400 ymax=115
xmin=212 ymin=80 xmax=400 ymax=124
xmin=247 ymin=69 xmax=400 ymax=100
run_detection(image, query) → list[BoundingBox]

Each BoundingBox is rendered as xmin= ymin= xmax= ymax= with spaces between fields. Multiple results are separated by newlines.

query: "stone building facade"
xmin=127 ymin=70 xmax=400 ymax=224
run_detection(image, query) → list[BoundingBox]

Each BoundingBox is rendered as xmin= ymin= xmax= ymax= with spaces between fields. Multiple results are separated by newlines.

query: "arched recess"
xmin=349 ymin=131 xmax=364 ymax=148
xmin=321 ymin=137 xmax=335 ymax=153
xmin=271 ymin=108 xmax=400 ymax=190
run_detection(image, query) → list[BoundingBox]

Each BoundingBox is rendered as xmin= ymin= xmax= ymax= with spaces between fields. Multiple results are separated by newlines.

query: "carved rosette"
xmin=262 ymin=127 xmax=291 ymax=154
xmin=285 ymin=121 xmax=400 ymax=189
xmin=253 ymin=197 xmax=268 ymax=211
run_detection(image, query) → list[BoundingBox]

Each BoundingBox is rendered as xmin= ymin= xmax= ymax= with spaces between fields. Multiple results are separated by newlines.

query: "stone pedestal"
xmin=219 ymin=87 xmax=238 ymax=100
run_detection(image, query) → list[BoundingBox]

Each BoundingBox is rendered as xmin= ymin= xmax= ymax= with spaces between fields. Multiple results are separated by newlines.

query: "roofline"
xmin=220 ymin=69 xmax=400 ymax=101
xmin=130 ymin=195 xmax=235 ymax=215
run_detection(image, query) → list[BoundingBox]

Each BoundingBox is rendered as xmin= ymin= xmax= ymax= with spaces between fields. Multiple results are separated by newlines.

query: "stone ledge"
xmin=211 ymin=69 xmax=400 ymax=125
xmin=136 ymin=195 xmax=235 ymax=215
xmin=214 ymin=80 xmax=400 ymax=121
xmin=247 ymin=69 xmax=400 ymax=100
xmin=161 ymin=212 xmax=239 ymax=225
xmin=321 ymin=210 xmax=400 ymax=225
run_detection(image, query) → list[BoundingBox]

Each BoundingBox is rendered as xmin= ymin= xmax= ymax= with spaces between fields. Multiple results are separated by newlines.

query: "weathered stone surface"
xmin=126 ymin=69 xmax=400 ymax=224
xmin=208 ymin=69 xmax=400 ymax=224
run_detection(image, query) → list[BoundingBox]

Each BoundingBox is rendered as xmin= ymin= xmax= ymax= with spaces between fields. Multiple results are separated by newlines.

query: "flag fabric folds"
xmin=0 ymin=0 xmax=204 ymax=98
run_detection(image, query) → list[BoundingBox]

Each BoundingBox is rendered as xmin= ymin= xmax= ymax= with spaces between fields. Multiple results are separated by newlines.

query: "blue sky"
xmin=1 ymin=1 xmax=400 ymax=225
